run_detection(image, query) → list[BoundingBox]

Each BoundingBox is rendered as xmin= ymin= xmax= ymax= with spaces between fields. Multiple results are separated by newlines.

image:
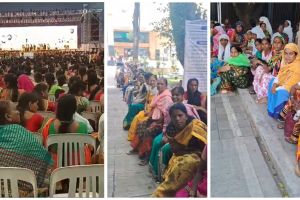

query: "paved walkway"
xmin=107 ymin=67 xmax=156 ymax=197
xmin=211 ymin=93 xmax=281 ymax=197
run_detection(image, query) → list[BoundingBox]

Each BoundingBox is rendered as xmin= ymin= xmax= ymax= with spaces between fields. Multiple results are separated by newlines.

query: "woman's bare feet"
xmin=295 ymin=160 xmax=300 ymax=177
xmin=257 ymin=97 xmax=267 ymax=104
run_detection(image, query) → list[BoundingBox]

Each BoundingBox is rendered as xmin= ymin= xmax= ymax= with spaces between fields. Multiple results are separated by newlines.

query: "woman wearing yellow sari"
xmin=268 ymin=43 xmax=300 ymax=119
xmin=152 ymin=103 xmax=207 ymax=197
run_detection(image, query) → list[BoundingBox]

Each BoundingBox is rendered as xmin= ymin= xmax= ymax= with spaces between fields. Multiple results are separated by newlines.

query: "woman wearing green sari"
xmin=0 ymin=100 xmax=53 ymax=196
xmin=218 ymin=45 xmax=251 ymax=93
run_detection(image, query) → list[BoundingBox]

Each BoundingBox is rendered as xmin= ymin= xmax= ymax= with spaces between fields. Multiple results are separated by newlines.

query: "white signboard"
xmin=183 ymin=19 xmax=207 ymax=92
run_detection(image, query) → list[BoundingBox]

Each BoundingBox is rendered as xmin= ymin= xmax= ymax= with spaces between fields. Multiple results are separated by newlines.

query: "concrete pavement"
xmin=211 ymin=93 xmax=282 ymax=197
xmin=107 ymin=66 xmax=157 ymax=197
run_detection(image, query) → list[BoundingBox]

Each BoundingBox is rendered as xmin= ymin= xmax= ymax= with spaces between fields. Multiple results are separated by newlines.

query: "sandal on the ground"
xmin=126 ymin=150 xmax=137 ymax=155
xmin=277 ymin=124 xmax=284 ymax=129
xmin=249 ymin=88 xmax=256 ymax=95
xmin=285 ymin=137 xmax=297 ymax=144
xmin=138 ymin=160 xmax=148 ymax=166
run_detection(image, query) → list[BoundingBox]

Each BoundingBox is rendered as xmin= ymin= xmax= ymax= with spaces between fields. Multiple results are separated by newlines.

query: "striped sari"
xmin=0 ymin=124 xmax=53 ymax=195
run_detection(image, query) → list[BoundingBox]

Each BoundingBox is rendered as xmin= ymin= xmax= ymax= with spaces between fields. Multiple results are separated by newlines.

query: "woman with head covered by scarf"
xmin=218 ymin=34 xmax=231 ymax=62
xmin=267 ymin=43 xmax=300 ymax=119
xmin=259 ymin=16 xmax=273 ymax=36
xmin=284 ymin=20 xmax=294 ymax=43
xmin=232 ymin=21 xmax=246 ymax=48
xmin=151 ymin=103 xmax=206 ymax=197
xmin=212 ymin=25 xmax=226 ymax=57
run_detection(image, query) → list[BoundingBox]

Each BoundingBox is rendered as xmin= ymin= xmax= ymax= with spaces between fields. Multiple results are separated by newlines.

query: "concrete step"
xmin=238 ymin=88 xmax=300 ymax=197
xmin=211 ymin=94 xmax=281 ymax=197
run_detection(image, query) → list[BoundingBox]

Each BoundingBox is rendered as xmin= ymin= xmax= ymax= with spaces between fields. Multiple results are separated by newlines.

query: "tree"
xmin=232 ymin=3 xmax=265 ymax=30
xmin=169 ymin=3 xmax=200 ymax=66
xmin=152 ymin=3 xmax=206 ymax=67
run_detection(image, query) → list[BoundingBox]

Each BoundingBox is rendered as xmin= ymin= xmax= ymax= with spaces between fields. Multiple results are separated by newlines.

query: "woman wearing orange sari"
xmin=129 ymin=78 xmax=173 ymax=165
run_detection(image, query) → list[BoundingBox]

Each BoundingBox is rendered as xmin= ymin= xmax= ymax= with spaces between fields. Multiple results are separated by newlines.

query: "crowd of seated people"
xmin=121 ymin=64 xmax=207 ymax=197
xmin=211 ymin=17 xmax=300 ymax=176
xmin=0 ymin=50 xmax=104 ymax=197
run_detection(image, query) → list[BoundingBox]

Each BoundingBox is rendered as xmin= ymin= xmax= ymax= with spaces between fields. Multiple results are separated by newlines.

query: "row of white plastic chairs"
xmin=0 ymin=133 xmax=104 ymax=197
xmin=0 ymin=164 xmax=104 ymax=198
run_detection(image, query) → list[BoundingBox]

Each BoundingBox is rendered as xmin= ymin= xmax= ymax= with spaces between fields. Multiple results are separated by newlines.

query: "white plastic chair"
xmin=48 ymin=95 xmax=56 ymax=102
xmin=49 ymin=164 xmax=104 ymax=198
xmin=0 ymin=167 xmax=37 ymax=197
xmin=87 ymin=101 xmax=101 ymax=113
xmin=46 ymin=134 xmax=96 ymax=167
xmin=81 ymin=111 xmax=99 ymax=131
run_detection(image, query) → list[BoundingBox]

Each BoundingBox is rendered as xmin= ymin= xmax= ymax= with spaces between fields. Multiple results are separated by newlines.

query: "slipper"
xmin=126 ymin=150 xmax=137 ymax=155
xmin=277 ymin=124 xmax=284 ymax=129
xmin=138 ymin=160 xmax=148 ymax=166
xmin=285 ymin=137 xmax=297 ymax=144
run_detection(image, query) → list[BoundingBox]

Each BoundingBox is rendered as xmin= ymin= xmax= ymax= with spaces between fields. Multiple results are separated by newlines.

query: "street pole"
xmin=132 ymin=2 xmax=140 ymax=64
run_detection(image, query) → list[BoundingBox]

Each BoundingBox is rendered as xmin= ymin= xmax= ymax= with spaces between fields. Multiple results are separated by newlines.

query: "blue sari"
xmin=267 ymin=78 xmax=290 ymax=119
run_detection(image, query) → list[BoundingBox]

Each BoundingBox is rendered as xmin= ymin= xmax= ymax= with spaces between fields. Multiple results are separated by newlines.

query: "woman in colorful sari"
xmin=41 ymin=94 xmax=90 ymax=168
xmin=218 ymin=45 xmax=251 ymax=93
xmin=212 ymin=25 xmax=226 ymax=57
xmin=149 ymin=86 xmax=200 ymax=181
xmin=152 ymin=103 xmax=207 ymax=197
xmin=268 ymin=43 xmax=300 ymax=119
xmin=252 ymin=35 xmax=285 ymax=103
xmin=123 ymin=73 xmax=151 ymax=130
xmin=130 ymin=78 xmax=173 ymax=166
xmin=0 ymin=100 xmax=52 ymax=197
xmin=17 ymin=92 xmax=44 ymax=132
xmin=279 ymin=83 xmax=300 ymax=143
xmin=184 ymin=78 xmax=207 ymax=124
xmin=232 ymin=21 xmax=246 ymax=48
xmin=17 ymin=65 xmax=34 ymax=93
xmin=176 ymin=145 xmax=207 ymax=197
xmin=269 ymin=33 xmax=285 ymax=76
xmin=127 ymin=74 xmax=157 ymax=140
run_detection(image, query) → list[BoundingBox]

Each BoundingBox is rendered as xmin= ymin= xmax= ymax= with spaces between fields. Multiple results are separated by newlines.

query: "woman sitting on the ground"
xmin=129 ymin=78 xmax=173 ymax=166
xmin=0 ymin=100 xmax=52 ymax=196
xmin=149 ymin=86 xmax=200 ymax=181
xmin=278 ymin=83 xmax=300 ymax=143
xmin=152 ymin=103 xmax=207 ymax=197
xmin=269 ymin=33 xmax=285 ymax=77
xmin=184 ymin=78 xmax=207 ymax=124
xmin=218 ymin=45 xmax=251 ymax=93
xmin=176 ymin=145 xmax=207 ymax=197
xmin=252 ymin=59 xmax=273 ymax=103
xmin=261 ymin=38 xmax=272 ymax=62
xmin=268 ymin=43 xmax=300 ymax=119
xmin=123 ymin=73 xmax=157 ymax=130
xmin=17 ymin=92 xmax=44 ymax=132
xmin=41 ymin=94 xmax=90 ymax=168
xmin=0 ymin=73 xmax=24 ymax=102
xmin=252 ymin=35 xmax=285 ymax=103
xmin=127 ymin=73 xmax=157 ymax=140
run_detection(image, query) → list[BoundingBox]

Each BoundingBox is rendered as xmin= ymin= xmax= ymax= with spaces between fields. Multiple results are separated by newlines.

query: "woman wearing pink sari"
xmin=212 ymin=26 xmax=226 ymax=57
xmin=130 ymin=78 xmax=173 ymax=165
